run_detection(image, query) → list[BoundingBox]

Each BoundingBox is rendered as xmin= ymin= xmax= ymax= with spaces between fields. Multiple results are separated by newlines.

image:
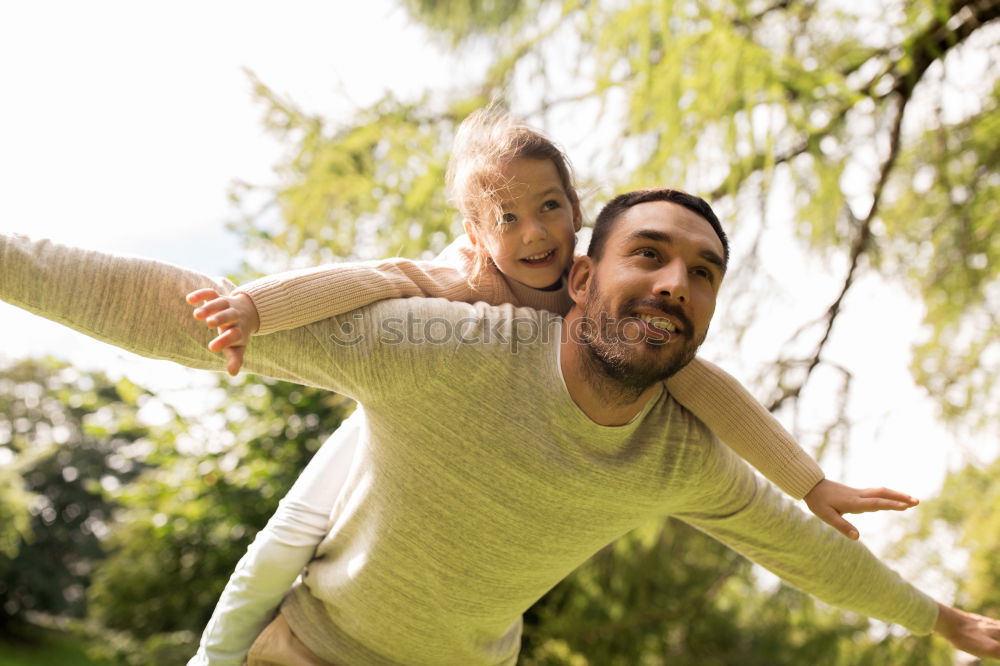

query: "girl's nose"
xmin=522 ymin=217 xmax=548 ymax=243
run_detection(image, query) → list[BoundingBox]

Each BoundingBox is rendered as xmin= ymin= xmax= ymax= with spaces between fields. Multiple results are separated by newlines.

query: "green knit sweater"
xmin=0 ymin=233 xmax=938 ymax=665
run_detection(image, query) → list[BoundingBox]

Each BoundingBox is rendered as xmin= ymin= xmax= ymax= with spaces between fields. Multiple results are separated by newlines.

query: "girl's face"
xmin=465 ymin=158 xmax=582 ymax=290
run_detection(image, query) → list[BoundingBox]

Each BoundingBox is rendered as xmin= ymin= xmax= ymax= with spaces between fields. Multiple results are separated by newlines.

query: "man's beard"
xmin=577 ymin=274 xmax=703 ymax=403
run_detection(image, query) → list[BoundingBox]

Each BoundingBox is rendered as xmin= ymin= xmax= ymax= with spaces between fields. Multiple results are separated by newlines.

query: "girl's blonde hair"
xmin=445 ymin=106 xmax=579 ymax=281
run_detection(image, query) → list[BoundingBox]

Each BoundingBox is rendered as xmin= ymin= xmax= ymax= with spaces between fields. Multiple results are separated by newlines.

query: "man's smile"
xmin=624 ymin=302 xmax=691 ymax=343
xmin=635 ymin=311 xmax=679 ymax=335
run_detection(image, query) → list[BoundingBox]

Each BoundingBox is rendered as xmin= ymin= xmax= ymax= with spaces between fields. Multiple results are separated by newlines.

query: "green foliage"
xmin=233 ymin=78 xmax=464 ymax=269
xmin=400 ymin=0 xmax=537 ymax=43
xmin=232 ymin=0 xmax=1000 ymax=425
xmin=1 ymin=359 xmax=351 ymax=661
xmin=214 ymin=3 xmax=1000 ymax=659
xmin=0 ymin=468 xmax=34 ymax=561
xmin=87 ymin=375 xmax=353 ymax=644
xmin=907 ymin=456 xmax=1000 ymax=618
xmin=0 ymin=358 xmax=152 ymax=633
xmin=522 ymin=519 xmax=955 ymax=665
xmin=882 ymin=82 xmax=1000 ymax=428
xmin=897 ymin=454 xmax=1000 ymax=666
xmin=5 ymin=2 xmax=998 ymax=663
xmin=0 ymin=625 xmax=115 ymax=666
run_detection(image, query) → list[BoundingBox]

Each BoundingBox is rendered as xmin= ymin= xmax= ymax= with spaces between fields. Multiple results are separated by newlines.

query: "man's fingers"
xmin=968 ymin=616 xmax=1000 ymax=659
xmin=936 ymin=606 xmax=1000 ymax=659
xmin=859 ymin=487 xmax=919 ymax=505
xmin=186 ymin=288 xmax=221 ymax=305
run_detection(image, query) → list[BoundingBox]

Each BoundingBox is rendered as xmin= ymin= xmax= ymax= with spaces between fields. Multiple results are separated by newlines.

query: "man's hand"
xmin=934 ymin=603 xmax=1000 ymax=659
xmin=804 ymin=479 xmax=918 ymax=540
xmin=186 ymin=288 xmax=261 ymax=376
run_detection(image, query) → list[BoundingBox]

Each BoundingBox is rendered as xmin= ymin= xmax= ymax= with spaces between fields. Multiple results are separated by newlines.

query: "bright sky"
xmin=1 ymin=1 xmax=995 ymax=597
xmin=0 ymin=0 xmax=472 ymax=398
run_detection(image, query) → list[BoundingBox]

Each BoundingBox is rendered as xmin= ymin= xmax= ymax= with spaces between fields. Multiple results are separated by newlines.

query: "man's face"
xmin=574 ymin=200 xmax=726 ymax=390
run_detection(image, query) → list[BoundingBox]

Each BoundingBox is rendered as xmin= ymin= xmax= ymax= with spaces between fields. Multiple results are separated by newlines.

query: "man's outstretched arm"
xmin=0 ymin=233 xmax=342 ymax=392
xmin=672 ymin=435 xmax=1000 ymax=660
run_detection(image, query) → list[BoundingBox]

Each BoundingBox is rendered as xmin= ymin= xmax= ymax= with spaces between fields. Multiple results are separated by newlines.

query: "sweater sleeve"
xmin=673 ymin=435 xmax=939 ymax=635
xmin=188 ymin=410 xmax=364 ymax=666
xmin=665 ymin=357 xmax=824 ymax=499
xmin=240 ymin=236 xmax=498 ymax=335
xmin=0 ymin=233 xmax=351 ymax=395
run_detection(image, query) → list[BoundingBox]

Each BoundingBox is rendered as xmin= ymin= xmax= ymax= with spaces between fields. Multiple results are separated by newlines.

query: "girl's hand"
xmin=804 ymin=479 xmax=919 ymax=540
xmin=186 ymin=288 xmax=261 ymax=376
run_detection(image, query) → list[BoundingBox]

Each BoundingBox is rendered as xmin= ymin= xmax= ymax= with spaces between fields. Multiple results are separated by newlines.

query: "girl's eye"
xmin=542 ymin=199 xmax=560 ymax=211
xmin=501 ymin=212 xmax=517 ymax=224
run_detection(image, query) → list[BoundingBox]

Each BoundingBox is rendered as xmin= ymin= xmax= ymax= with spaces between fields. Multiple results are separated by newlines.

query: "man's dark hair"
xmin=587 ymin=188 xmax=729 ymax=267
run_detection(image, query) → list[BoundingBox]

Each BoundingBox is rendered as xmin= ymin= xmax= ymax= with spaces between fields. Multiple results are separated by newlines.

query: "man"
xmin=2 ymin=189 xmax=998 ymax=664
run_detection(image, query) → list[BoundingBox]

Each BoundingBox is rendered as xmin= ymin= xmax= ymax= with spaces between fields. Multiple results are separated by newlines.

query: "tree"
xmin=903 ymin=455 xmax=1000 ymax=619
xmin=0 ymin=358 xmax=152 ymax=633
xmin=518 ymin=516 xmax=958 ymax=665
xmin=221 ymin=1 xmax=999 ymax=661
xmin=0 ymin=357 xmax=354 ymax=662
xmin=233 ymin=0 xmax=1000 ymax=431
xmin=84 ymin=375 xmax=353 ymax=664
xmin=6 ymin=1 xmax=997 ymax=662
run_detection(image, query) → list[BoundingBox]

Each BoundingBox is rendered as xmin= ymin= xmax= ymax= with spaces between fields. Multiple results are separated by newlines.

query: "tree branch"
xmin=766 ymin=88 xmax=908 ymax=413
xmin=894 ymin=0 xmax=1000 ymax=99
xmin=714 ymin=0 xmax=999 ymax=201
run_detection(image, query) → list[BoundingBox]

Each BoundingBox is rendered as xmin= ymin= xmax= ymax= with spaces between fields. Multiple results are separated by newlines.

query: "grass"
xmin=0 ymin=627 xmax=117 ymax=666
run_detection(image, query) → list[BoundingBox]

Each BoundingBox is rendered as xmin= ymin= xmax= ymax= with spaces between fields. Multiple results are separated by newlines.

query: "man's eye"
xmin=635 ymin=248 xmax=659 ymax=260
xmin=697 ymin=266 xmax=716 ymax=284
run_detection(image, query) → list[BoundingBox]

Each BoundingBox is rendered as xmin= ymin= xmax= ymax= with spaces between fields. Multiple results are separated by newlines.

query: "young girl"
xmin=186 ymin=108 xmax=918 ymax=665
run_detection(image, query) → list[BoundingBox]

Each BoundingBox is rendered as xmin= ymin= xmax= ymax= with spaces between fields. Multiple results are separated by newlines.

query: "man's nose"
xmin=654 ymin=258 xmax=689 ymax=304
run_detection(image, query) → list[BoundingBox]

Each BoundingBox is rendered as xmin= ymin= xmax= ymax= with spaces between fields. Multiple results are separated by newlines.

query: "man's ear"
xmin=567 ymin=255 xmax=593 ymax=305
xmin=462 ymin=219 xmax=479 ymax=247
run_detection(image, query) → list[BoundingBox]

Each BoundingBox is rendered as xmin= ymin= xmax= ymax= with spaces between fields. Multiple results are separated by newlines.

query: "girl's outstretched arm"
xmin=237 ymin=236 xmax=500 ymax=335
xmin=665 ymin=358 xmax=916 ymax=539
xmin=665 ymin=358 xmax=823 ymax=498
xmin=193 ymin=236 xmax=571 ymax=374
xmin=188 ymin=411 xmax=363 ymax=666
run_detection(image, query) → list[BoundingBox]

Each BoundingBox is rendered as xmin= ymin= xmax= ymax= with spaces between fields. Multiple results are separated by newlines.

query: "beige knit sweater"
xmin=241 ymin=235 xmax=824 ymax=499
xmin=0 ymin=232 xmax=939 ymax=666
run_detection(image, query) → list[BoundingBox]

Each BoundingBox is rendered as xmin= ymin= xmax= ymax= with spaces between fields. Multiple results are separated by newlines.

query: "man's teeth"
xmin=523 ymin=250 xmax=553 ymax=261
xmin=637 ymin=313 xmax=676 ymax=332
